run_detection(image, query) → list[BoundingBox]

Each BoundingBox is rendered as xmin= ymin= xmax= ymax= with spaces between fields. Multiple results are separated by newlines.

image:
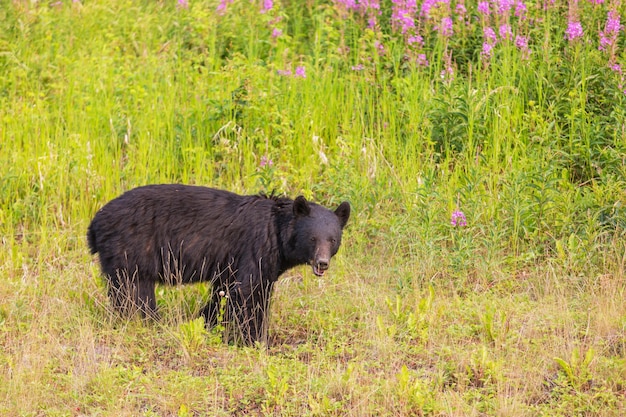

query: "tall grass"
xmin=1 ymin=0 xmax=625 ymax=415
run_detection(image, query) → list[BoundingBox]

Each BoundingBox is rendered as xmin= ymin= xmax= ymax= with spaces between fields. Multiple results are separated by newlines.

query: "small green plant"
xmin=263 ymin=363 xmax=290 ymax=413
xmin=394 ymin=365 xmax=436 ymax=415
xmin=480 ymin=304 xmax=510 ymax=346
xmin=176 ymin=317 xmax=208 ymax=359
xmin=208 ymin=290 xmax=229 ymax=345
xmin=382 ymin=285 xmax=435 ymax=343
xmin=554 ymin=346 xmax=595 ymax=392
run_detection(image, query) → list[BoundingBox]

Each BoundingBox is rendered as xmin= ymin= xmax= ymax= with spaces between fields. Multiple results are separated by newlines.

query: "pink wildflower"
xmin=261 ymin=0 xmax=273 ymax=13
xmin=477 ymin=1 xmax=490 ymax=15
xmin=295 ymin=66 xmax=306 ymax=78
xmin=451 ymin=210 xmax=467 ymax=227
xmin=565 ymin=21 xmax=583 ymax=41
xmin=499 ymin=24 xmax=513 ymax=41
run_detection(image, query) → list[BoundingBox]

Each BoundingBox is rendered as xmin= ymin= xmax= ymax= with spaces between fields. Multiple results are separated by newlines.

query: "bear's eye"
xmin=330 ymin=238 xmax=337 ymax=244
xmin=310 ymin=237 xmax=316 ymax=242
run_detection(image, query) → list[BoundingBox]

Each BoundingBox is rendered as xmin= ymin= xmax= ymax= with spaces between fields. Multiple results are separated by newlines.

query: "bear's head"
xmin=288 ymin=196 xmax=351 ymax=277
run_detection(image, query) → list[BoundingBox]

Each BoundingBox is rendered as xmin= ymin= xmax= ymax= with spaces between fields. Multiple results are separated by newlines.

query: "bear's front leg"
xmin=232 ymin=279 xmax=274 ymax=345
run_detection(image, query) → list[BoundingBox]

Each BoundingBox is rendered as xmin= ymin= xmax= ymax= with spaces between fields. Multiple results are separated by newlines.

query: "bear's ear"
xmin=335 ymin=201 xmax=351 ymax=229
xmin=293 ymin=196 xmax=311 ymax=217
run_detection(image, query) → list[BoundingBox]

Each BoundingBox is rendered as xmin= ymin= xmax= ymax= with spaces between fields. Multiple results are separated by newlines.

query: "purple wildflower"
xmin=420 ymin=0 xmax=438 ymax=19
xmin=499 ymin=24 xmax=513 ymax=41
xmin=599 ymin=10 xmax=621 ymax=51
xmin=260 ymin=155 xmax=273 ymax=168
xmin=271 ymin=28 xmax=283 ymax=38
xmin=605 ymin=10 xmax=621 ymax=33
xmin=515 ymin=0 xmax=527 ymax=18
xmin=610 ymin=63 xmax=622 ymax=74
xmin=438 ymin=17 xmax=454 ymax=37
xmin=261 ymin=0 xmax=273 ymax=13
xmin=393 ymin=0 xmax=418 ymax=34
xmin=295 ymin=66 xmax=306 ymax=78
xmin=277 ymin=69 xmax=292 ymax=76
xmin=351 ymin=64 xmax=365 ymax=71
xmin=337 ymin=0 xmax=357 ymax=9
xmin=456 ymin=2 xmax=467 ymax=18
xmin=496 ymin=0 xmax=515 ymax=14
xmin=217 ymin=0 xmax=233 ymax=14
xmin=177 ymin=0 xmax=189 ymax=8
xmin=484 ymin=26 xmax=497 ymax=44
xmin=451 ymin=210 xmax=467 ymax=227
xmin=515 ymin=35 xmax=531 ymax=58
xmin=482 ymin=26 xmax=497 ymax=61
xmin=375 ymin=40 xmax=385 ymax=56
xmin=440 ymin=51 xmax=454 ymax=82
xmin=482 ymin=42 xmax=495 ymax=59
xmin=416 ymin=54 xmax=429 ymax=67
xmin=565 ymin=20 xmax=583 ymax=41
xmin=407 ymin=35 xmax=424 ymax=46
xmin=477 ymin=1 xmax=490 ymax=16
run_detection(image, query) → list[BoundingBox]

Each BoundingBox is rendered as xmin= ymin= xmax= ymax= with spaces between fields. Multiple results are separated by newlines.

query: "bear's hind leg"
xmin=106 ymin=268 xmax=158 ymax=320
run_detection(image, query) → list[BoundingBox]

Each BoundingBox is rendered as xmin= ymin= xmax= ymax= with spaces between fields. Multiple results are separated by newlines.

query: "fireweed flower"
xmin=351 ymin=64 xmax=365 ymax=71
xmin=375 ymin=40 xmax=386 ymax=56
xmin=515 ymin=0 xmax=527 ymax=18
xmin=566 ymin=20 xmax=583 ymax=41
xmin=566 ymin=0 xmax=583 ymax=42
xmin=407 ymin=35 xmax=424 ymax=46
xmin=177 ymin=0 xmax=189 ymax=9
xmin=499 ymin=24 xmax=513 ymax=41
xmin=599 ymin=10 xmax=621 ymax=51
xmin=477 ymin=1 xmax=490 ymax=16
xmin=482 ymin=42 xmax=495 ymax=59
xmin=295 ymin=66 xmax=306 ymax=78
xmin=271 ymin=28 xmax=283 ymax=38
xmin=456 ymin=2 xmax=467 ymax=19
xmin=416 ymin=53 xmax=429 ymax=66
xmin=451 ymin=210 xmax=467 ymax=227
xmin=515 ymin=34 xmax=531 ymax=58
xmin=217 ymin=0 xmax=233 ymax=13
xmin=438 ymin=16 xmax=454 ymax=37
xmin=261 ymin=0 xmax=273 ymax=13
xmin=420 ymin=0 xmax=438 ymax=19
xmin=392 ymin=0 xmax=418 ymax=33
xmin=482 ymin=27 xmax=497 ymax=60
xmin=260 ymin=155 xmax=273 ymax=168
xmin=484 ymin=26 xmax=497 ymax=44
xmin=496 ymin=0 xmax=515 ymax=15
xmin=440 ymin=50 xmax=454 ymax=82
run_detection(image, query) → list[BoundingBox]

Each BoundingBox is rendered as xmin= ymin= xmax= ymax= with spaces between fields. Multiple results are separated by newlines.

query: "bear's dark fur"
xmin=87 ymin=184 xmax=350 ymax=344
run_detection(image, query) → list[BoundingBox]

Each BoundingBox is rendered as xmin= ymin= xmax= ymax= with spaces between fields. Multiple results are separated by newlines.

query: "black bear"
xmin=87 ymin=184 xmax=350 ymax=344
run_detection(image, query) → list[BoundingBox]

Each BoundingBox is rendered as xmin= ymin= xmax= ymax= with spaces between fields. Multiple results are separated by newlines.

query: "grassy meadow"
xmin=1 ymin=0 xmax=626 ymax=415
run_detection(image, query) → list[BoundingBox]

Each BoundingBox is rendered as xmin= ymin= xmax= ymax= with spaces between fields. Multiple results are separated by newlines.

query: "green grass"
xmin=1 ymin=0 xmax=625 ymax=415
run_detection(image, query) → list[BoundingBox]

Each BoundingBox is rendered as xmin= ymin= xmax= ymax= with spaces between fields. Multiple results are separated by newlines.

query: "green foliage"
xmin=554 ymin=346 xmax=596 ymax=393
xmin=176 ymin=317 xmax=208 ymax=359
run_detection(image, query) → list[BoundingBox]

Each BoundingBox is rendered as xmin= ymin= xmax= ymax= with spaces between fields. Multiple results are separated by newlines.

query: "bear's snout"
xmin=312 ymin=257 xmax=330 ymax=276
